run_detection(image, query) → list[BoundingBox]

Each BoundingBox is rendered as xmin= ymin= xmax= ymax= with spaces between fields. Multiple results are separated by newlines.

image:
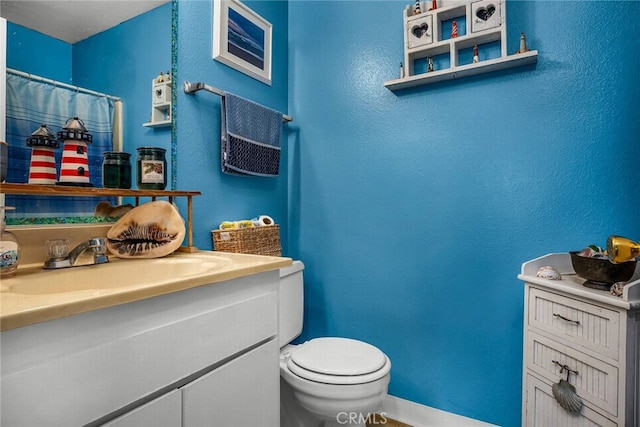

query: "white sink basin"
xmin=4 ymin=253 xmax=230 ymax=295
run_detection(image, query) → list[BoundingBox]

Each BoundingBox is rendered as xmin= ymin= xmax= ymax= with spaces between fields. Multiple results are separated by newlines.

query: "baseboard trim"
xmin=377 ymin=395 xmax=498 ymax=427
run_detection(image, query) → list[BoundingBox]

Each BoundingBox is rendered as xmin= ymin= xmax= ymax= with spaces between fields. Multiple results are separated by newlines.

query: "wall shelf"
xmin=385 ymin=50 xmax=537 ymax=90
xmin=143 ymin=120 xmax=171 ymax=128
xmin=143 ymin=79 xmax=172 ymax=127
xmin=1 ymin=183 xmax=201 ymax=252
xmin=385 ymin=0 xmax=538 ymax=91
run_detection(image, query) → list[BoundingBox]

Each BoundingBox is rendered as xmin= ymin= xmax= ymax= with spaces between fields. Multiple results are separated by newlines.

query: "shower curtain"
xmin=5 ymin=73 xmax=116 ymax=219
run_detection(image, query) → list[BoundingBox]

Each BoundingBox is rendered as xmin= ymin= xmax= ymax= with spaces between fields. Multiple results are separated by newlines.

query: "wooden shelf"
xmin=1 ymin=183 xmax=201 ymax=252
xmin=1 ymin=183 xmax=198 ymax=198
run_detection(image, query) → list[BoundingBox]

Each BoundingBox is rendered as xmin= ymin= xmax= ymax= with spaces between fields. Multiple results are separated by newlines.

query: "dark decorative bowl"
xmin=569 ymin=251 xmax=636 ymax=290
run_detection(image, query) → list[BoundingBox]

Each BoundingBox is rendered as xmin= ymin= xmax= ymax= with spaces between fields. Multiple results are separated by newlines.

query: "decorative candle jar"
xmin=136 ymin=147 xmax=167 ymax=190
xmin=102 ymin=152 xmax=132 ymax=189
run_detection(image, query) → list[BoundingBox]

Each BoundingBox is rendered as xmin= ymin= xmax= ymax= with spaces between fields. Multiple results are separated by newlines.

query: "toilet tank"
xmin=279 ymin=260 xmax=304 ymax=348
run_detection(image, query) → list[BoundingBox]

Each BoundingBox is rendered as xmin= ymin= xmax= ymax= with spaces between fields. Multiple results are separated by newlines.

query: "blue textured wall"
xmin=74 ymin=3 xmax=172 ymax=165
xmin=6 ymin=5 xmax=171 ymax=183
xmin=6 ymin=22 xmax=71 ymax=82
xmin=175 ymin=0 xmax=290 ymax=250
xmin=286 ymin=1 xmax=640 ymax=426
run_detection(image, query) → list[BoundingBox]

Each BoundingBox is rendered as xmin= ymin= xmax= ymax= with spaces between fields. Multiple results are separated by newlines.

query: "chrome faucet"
xmin=44 ymin=237 xmax=109 ymax=269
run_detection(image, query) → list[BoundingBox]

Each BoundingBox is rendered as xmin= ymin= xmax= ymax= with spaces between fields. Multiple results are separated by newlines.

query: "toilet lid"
xmin=289 ymin=337 xmax=387 ymax=377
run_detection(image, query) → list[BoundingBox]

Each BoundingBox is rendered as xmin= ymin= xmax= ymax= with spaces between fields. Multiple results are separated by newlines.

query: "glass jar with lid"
xmin=102 ymin=151 xmax=132 ymax=189
xmin=136 ymin=147 xmax=167 ymax=190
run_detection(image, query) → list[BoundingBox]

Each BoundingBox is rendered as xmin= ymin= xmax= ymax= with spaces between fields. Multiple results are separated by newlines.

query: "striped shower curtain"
xmin=5 ymin=73 xmax=115 ymax=219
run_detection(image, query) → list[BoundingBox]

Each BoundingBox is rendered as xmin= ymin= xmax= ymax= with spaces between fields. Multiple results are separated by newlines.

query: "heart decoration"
xmin=411 ymin=23 xmax=429 ymax=38
xmin=476 ymin=5 xmax=496 ymax=21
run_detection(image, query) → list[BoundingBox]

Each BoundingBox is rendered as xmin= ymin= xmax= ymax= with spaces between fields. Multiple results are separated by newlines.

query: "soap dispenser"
xmin=0 ymin=206 xmax=20 ymax=277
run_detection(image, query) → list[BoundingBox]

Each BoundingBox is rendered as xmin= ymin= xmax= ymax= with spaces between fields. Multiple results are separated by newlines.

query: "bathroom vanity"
xmin=518 ymin=253 xmax=640 ymax=427
xmin=0 ymin=251 xmax=291 ymax=426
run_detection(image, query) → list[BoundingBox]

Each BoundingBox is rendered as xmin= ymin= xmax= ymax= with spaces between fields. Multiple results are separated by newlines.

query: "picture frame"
xmin=213 ymin=0 xmax=272 ymax=85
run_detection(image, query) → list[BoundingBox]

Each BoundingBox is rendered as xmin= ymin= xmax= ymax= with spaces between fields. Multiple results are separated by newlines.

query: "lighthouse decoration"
xmin=57 ymin=117 xmax=93 ymax=186
xmin=451 ymin=20 xmax=458 ymax=38
xmin=26 ymin=124 xmax=59 ymax=184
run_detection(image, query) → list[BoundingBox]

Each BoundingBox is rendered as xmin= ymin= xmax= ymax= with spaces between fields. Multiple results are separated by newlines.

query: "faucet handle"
xmin=88 ymin=236 xmax=106 ymax=248
xmin=46 ymin=239 xmax=70 ymax=260
xmin=89 ymin=237 xmax=109 ymax=264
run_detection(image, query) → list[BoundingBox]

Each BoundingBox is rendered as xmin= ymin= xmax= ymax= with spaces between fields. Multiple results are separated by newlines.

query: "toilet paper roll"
xmin=220 ymin=220 xmax=255 ymax=230
xmin=258 ymin=215 xmax=275 ymax=226
xmin=219 ymin=221 xmax=236 ymax=230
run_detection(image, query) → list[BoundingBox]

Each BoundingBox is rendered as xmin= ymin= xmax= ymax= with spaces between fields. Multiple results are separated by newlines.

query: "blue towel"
xmin=221 ymin=92 xmax=282 ymax=177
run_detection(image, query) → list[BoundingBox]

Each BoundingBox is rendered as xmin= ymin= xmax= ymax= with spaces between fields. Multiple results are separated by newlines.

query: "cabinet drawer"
xmin=182 ymin=339 xmax=279 ymax=427
xmin=101 ymin=390 xmax=181 ymax=427
xmin=525 ymin=374 xmax=616 ymax=427
xmin=526 ymin=331 xmax=618 ymax=416
xmin=528 ymin=287 xmax=620 ymax=360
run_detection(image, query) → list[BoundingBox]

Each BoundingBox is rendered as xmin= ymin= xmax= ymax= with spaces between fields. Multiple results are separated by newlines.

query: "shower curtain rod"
xmin=183 ymin=80 xmax=293 ymax=122
xmin=7 ymin=68 xmax=122 ymax=102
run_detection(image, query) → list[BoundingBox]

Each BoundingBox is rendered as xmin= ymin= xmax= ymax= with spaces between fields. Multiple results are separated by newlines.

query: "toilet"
xmin=279 ymin=261 xmax=391 ymax=427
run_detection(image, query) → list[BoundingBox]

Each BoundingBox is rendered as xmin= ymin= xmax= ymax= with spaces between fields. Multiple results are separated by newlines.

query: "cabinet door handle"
xmin=553 ymin=313 xmax=580 ymax=325
xmin=552 ymin=360 xmax=579 ymax=377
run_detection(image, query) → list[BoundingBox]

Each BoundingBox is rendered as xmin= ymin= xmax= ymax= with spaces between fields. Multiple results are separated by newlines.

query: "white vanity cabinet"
xmin=102 ymin=390 xmax=183 ymax=427
xmin=181 ymin=339 xmax=279 ymax=426
xmin=0 ymin=269 xmax=281 ymax=426
xmin=105 ymin=340 xmax=279 ymax=427
xmin=518 ymin=253 xmax=640 ymax=427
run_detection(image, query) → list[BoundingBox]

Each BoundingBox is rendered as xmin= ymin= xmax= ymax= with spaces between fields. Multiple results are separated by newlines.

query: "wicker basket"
xmin=212 ymin=226 xmax=281 ymax=256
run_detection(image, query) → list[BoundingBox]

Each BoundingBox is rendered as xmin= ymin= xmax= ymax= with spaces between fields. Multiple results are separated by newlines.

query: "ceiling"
xmin=1 ymin=0 xmax=170 ymax=44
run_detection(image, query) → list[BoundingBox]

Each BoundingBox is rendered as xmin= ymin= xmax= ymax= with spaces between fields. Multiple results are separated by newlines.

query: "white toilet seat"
xmin=287 ymin=337 xmax=392 ymax=385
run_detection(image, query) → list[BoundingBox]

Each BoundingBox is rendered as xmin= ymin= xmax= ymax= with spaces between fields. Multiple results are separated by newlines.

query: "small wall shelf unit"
xmin=143 ymin=78 xmax=172 ymax=128
xmin=384 ymin=0 xmax=538 ymax=91
xmin=1 ymin=183 xmax=201 ymax=252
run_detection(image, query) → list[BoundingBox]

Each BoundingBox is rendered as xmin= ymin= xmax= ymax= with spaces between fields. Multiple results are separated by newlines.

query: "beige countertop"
xmin=0 ymin=251 xmax=292 ymax=332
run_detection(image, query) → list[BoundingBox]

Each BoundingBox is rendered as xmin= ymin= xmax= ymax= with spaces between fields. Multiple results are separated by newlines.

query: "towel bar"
xmin=183 ymin=81 xmax=293 ymax=123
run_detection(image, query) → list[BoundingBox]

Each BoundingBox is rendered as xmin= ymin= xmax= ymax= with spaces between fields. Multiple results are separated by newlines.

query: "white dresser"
xmin=518 ymin=253 xmax=640 ymax=427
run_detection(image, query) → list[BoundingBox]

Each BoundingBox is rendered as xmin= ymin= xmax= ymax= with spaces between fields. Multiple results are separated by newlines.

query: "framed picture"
xmin=213 ymin=0 xmax=272 ymax=85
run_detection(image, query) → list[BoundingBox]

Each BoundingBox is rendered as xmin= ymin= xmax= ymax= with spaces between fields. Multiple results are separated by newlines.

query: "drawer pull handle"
xmin=553 ymin=313 xmax=580 ymax=325
xmin=552 ymin=360 xmax=579 ymax=377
